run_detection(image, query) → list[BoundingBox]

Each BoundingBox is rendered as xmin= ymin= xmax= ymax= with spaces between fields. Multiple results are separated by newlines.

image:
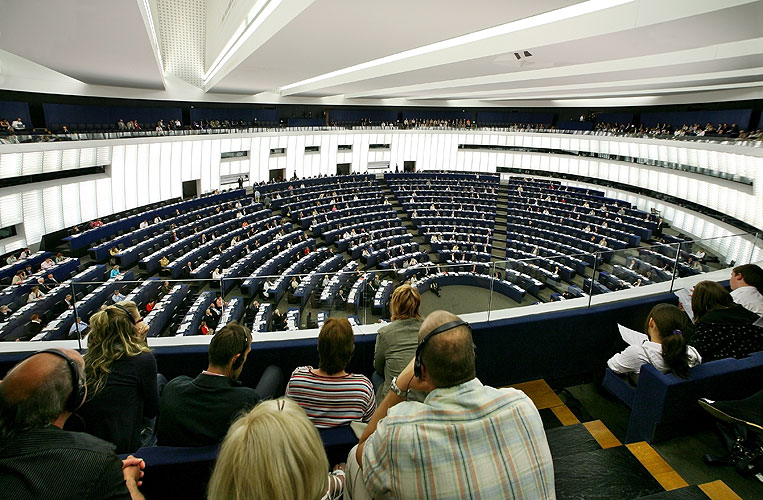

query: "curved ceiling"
xmin=0 ymin=0 xmax=761 ymax=107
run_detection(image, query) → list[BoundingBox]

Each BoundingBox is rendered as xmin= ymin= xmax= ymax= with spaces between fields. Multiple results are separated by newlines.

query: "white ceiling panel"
xmin=0 ymin=0 xmax=164 ymax=89
xmin=0 ymin=0 xmax=760 ymax=107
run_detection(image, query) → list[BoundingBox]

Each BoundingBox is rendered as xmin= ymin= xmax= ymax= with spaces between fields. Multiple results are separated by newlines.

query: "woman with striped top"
xmin=286 ymin=318 xmax=375 ymax=428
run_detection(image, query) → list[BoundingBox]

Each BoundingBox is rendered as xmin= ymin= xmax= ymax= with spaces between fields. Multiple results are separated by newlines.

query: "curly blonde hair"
xmin=84 ymin=301 xmax=150 ymax=396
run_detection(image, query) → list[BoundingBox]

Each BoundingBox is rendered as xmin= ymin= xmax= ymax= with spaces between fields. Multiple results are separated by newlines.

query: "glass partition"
xmin=2 ymin=230 xmax=759 ymax=344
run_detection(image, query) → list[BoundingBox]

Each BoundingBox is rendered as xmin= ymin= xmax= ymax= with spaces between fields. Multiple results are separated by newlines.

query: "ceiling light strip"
xmin=204 ymin=0 xmax=281 ymax=85
xmin=415 ymin=67 xmax=763 ymax=100
xmin=142 ymin=0 xmax=164 ymax=69
xmin=478 ymin=81 xmax=763 ymax=101
xmin=278 ymin=0 xmax=635 ymax=93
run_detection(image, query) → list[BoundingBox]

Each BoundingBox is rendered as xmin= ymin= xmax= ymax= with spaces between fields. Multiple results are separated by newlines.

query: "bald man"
xmin=0 ymin=349 xmax=146 ymax=500
xmin=346 ymin=310 xmax=555 ymax=500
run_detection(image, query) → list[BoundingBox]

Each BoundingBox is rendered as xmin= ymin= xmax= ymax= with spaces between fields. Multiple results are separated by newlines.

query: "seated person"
xmin=27 ymin=286 xmax=44 ymax=303
xmin=22 ymin=314 xmax=43 ymax=341
xmin=335 ymin=288 xmax=347 ymax=308
xmin=68 ymin=316 xmax=90 ymax=339
xmin=200 ymin=321 xmax=212 ymax=335
xmin=157 ymin=281 xmax=171 ymax=298
xmin=157 ymin=322 xmax=282 ymax=447
xmin=262 ymin=278 xmax=275 ymax=299
xmin=271 ymin=309 xmax=286 ymax=331
xmin=69 ymin=302 xmax=159 ymax=454
xmin=246 ymin=299 xmax=260 ymax=319
xmin=607 ymin=303 xmax=701 ymax=378
xmin=286 ymin=318 xmax=375 ymax=428
xmin=158 ymin=256 xmax=169 ymax=268
xmin=0 ymin=304 xmax=12 ymax=321
xmin=346 ymin=311 xmax=554 ymax=500
xmin=689 ymin=280 xmax=763 ymax=362
xmin=729 ymin=264 xmax=763 ymax=316
xmin=0 ymin=349 xmax=147 ymax=500
xmin=112 ymin=289 xmax=126 ymax=304
xmin=211 ymin=267 xmax=223 ymax=281
xmin=207 ymin=398 xmax=345 ymax=500
xmin=109 ymin=266 xmax=120 ymax=279
xmin=145 ymin=300 xmax=155 ymax=313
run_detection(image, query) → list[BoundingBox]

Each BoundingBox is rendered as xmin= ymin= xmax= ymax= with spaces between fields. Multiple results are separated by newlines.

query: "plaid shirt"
xmin=362 ymin=379 xmax=555 ymax=500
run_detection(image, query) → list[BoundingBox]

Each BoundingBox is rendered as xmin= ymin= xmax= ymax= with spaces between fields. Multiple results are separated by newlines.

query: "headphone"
xmin=27 ymin=349 xmax=87 ymax=412
xmin=113 ymin=304 xmax=136 ymax=324
xmin=414 ymin=320 xmax=471 ymax=378
xmin=231 ymin=330 xmax=250 ymax=370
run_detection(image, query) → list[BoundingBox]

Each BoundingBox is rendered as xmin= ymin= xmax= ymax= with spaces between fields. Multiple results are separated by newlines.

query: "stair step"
xmin=633 ymin=486 xmax=715 ymax=500
xmin=553 ymin=446 xmax=664 ymax=500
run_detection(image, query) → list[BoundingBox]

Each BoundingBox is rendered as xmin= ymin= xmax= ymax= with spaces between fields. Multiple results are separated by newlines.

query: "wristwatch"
xmin=390 ymin=376 xmax=408 ymax=398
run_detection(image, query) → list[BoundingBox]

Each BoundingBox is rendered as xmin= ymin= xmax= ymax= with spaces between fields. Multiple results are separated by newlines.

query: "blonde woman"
xmin=71 ymin=301 xmax=159 ymax=454
xmin=208 ymin=398 xmax=345 ymax=500
xmin=373 ymin=284 xmax=423 ymax=400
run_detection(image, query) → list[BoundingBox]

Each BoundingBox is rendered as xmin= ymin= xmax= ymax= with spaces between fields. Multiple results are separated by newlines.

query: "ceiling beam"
xmin=343 ymin=38 xmax=763 ymax=99
xmin=279 ymin=0 xmax=757 ymax=96
xmin=204 ymin=0 xmax=316 ymax=91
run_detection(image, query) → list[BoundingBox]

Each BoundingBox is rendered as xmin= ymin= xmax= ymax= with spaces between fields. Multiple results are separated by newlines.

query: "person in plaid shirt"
xmin=346 ymin=310 xmax=555 ymax=500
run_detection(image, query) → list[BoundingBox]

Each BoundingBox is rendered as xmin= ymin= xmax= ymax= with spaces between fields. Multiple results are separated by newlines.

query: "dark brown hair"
xmin=209 ymin=322 xmax=251 ymax=368
xmin=733 ymin=264 xmax=763 ymax=295
xmin=645 ymin=303 xmax=693 ymax=378
xmin=691 ymin=281 xmax=734 ymax=322
xmin=317 ymin=318 xmax=354 ymax=375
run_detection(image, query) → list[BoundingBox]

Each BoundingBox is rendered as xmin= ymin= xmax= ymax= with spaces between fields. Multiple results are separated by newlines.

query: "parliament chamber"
xmin=1 ymin=1 xmax=762 ymax=499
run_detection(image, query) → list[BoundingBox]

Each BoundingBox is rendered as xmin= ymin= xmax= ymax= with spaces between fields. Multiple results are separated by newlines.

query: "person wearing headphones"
xmin=345 ymin=310 xmax=555 ymax=500
xmin=156 ymin=322 xmax=283 ymax=447
xmin=0 ymin=348 xmax=146 ymax=499
xmin=68 ymin=301 xmax=159 ymax=454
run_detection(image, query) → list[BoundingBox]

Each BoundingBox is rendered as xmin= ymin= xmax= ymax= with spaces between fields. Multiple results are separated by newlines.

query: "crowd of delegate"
xmin=0 ymin=273 xmax=561 ymax=500
xmin=0 ymin=169 xmax=723 ymax=341
xmin=2 ymin=261 xmax=761 ymax=498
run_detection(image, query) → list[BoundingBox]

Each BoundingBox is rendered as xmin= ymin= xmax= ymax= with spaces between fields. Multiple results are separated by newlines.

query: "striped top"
xmin=361 ymin=379 xmax=555 ymax=500
xmin=285 ymin=366 xmax=375 ymax=428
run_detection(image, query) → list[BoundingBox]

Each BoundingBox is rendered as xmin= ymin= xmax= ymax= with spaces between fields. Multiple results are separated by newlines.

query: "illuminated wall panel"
xmin=0 ymin=131 xmax=760 ymax=252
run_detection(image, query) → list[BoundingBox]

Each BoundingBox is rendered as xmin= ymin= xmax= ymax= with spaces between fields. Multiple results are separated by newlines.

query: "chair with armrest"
xmin=603 ymin=352 xmax=763 ymax=443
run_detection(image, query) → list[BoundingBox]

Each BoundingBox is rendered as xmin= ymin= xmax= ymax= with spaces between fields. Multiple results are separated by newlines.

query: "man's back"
xmin=0 ymin=426 xmax=130 ymax=500
xmin=157 ymin=373 xmax=259 ymax=447
xmin=362 ymin=380 xmax=555 ymax=500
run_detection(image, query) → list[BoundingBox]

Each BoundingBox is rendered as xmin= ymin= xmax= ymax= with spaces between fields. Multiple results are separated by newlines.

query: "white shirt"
xmin=11 ymin=119 xmax=25 ymax=130
xmin=607 ymin=340 xmax=702 ymax=375
xmin=731 ymin=286 xmax=763 ymax=316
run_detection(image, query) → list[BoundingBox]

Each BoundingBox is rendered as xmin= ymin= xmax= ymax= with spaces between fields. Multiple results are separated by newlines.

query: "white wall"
xmin=1 ymin=131 xmax=761 ymax=256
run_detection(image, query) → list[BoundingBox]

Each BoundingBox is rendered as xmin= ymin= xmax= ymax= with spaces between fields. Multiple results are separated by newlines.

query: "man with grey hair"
xmin=0 ymin=349 xmax=146 ymax=499
xmin=346 ymin=310 xmax=555 ymax=500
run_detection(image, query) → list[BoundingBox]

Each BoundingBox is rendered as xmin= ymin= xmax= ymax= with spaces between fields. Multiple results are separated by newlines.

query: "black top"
xmin=691 ymin=305 xmax=763 ymax=361
xmin=0 ymin=426 xmax=130 ymax=500
xmin=69 ymin=351 xmax=159 ymax=454
xmin=157 ymin=373 xmax=260 ymax=447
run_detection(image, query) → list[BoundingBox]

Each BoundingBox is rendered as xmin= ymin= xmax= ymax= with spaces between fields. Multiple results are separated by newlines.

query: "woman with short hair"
xmin=71 ymin=301 xmax=159 ymax=453
xmin=207 ymin=398 xmax=344 ymax=500
xmin=373 ymin=284 xmax=423 ymax=401
xmin=286 ymin=318 xmax=374 ymax=428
